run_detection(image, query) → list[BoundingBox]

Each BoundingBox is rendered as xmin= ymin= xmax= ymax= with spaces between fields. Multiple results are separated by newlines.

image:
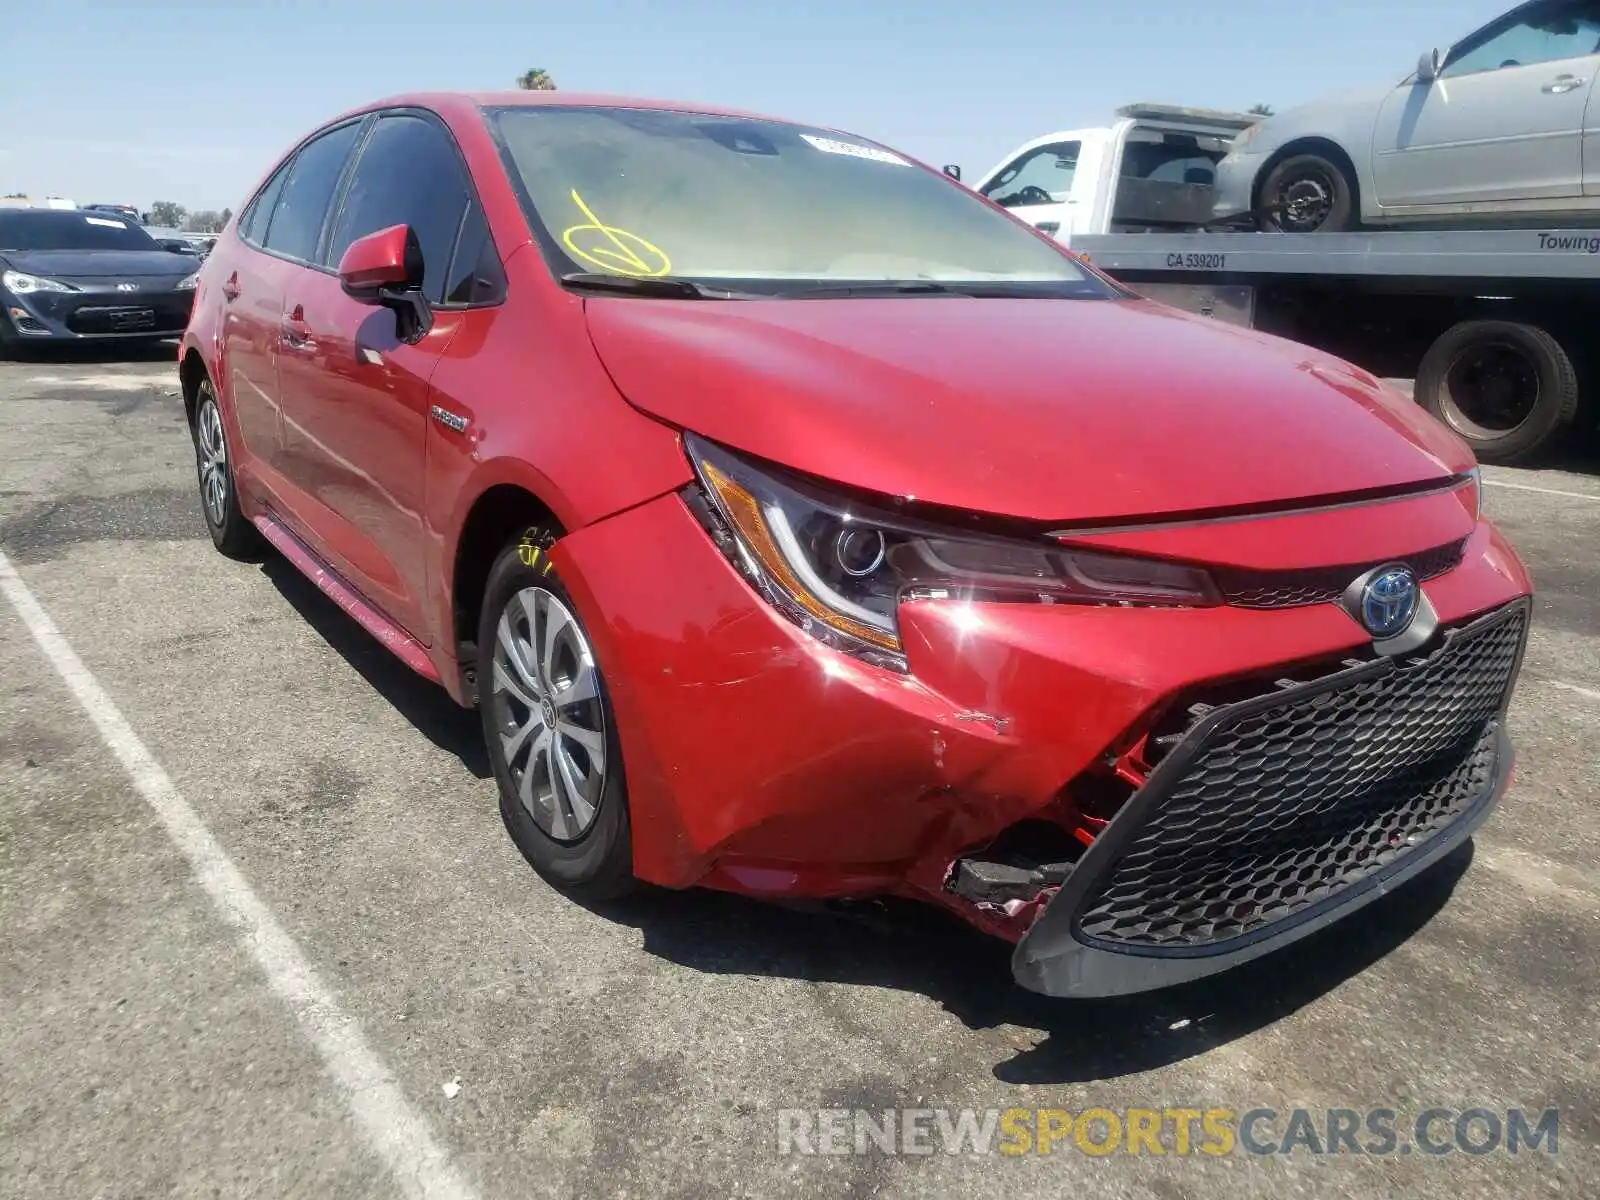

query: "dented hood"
xmin=583 ymin=295 xmax=1472 ymax=524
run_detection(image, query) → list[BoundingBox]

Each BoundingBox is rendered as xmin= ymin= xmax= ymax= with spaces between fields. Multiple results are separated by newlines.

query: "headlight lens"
xmin=176 ymin=271 xmax=199 ymax=291
xmin=684 ymin=434 xmax=1219 ymax=670
xmin=2 ymin=269 xmax=78 ymax=294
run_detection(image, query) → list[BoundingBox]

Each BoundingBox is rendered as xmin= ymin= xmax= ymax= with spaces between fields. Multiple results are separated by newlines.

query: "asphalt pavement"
xmin=1 ymin=346 xmax=1595 ymax=1199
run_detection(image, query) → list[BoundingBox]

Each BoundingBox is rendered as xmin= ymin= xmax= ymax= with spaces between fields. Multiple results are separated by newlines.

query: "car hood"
xmin=583 ymin=295 xmax=1472 ymax=524
xmin=0 ymin=248 xmax=197 ymax=279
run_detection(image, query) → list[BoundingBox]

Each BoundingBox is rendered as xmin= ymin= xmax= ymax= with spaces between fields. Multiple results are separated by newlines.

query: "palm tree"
xmin=1248 ymin=103 xmax=1274 ymax=117
xmin=517 ymin=68 xmax=556 ymax=91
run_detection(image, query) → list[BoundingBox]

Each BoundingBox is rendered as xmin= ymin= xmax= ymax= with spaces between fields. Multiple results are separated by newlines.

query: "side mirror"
xmin=1416 ymin=47 xmax=1442 ymax=83
xmin=942 ymin=164 xmax=962 ymax=181
xmin=337 ymin=223 xmax=432 ymax=343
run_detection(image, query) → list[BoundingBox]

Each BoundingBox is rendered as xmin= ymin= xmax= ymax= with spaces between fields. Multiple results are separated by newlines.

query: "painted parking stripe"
xmin=0 ymin=549 xmax=477 ymax=1200
xmin=1483 ymin=478 xmax=1600 ymax=502
xmin=1550 ymin=679 xmax=1600 ymax=703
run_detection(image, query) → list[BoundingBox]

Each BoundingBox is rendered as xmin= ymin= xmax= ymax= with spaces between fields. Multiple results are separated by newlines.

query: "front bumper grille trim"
xmin=1012 ymin=598 xmax=1528 ymax=997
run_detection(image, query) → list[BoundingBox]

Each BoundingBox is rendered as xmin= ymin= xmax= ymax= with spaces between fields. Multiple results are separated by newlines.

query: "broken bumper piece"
xmin=1013 ymin=602 xmax=1525 ymax=998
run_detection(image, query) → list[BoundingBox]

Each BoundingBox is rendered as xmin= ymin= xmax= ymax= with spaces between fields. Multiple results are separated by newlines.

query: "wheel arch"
xmin=178 ymin=346 xmax=210 ymax=427
xmin=1253 ymin=137 xmax=1363 ymax=215
xmin=449 ymin=480 xmax=569 ymax=658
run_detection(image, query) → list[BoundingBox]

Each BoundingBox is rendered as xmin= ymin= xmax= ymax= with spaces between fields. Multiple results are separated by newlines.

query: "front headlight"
xmin=176 ymin=271 xmax=199 ymax=291
xmin=684 ymin=434 xmax=1219 ymax=670
xmin=2 ymin=269 xmax=79 ymax=294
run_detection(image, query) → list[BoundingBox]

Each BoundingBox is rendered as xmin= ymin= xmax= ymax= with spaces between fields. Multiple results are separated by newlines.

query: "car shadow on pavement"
xmin=257 ymin=554 xmax=491 ymax=779
xmin=583 ymin=842 xmax=1472 ymax=1085
xmin=2 ymin=339 xmax=179 ymax=365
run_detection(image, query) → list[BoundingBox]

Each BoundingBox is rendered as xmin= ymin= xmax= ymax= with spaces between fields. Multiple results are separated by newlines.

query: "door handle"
xmin=1542 ymin=74 xmax=1586 ymax=93
xmin=281 ymin=303 xmax=314 ymax=350
xmin=221 ymin=272 xmax=241 ymax=301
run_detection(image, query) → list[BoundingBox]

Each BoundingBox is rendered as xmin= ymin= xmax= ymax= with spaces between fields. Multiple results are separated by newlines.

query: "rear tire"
xmin=190 ymin=379 xmax=263 ymax=558
xmin=477 ymin=528 xmax=635 ymax=901
xmin=1257 ymin=152 xmax=1356 ymax=232
xmin=1415 ymin=319 xmax=1580 ymax=465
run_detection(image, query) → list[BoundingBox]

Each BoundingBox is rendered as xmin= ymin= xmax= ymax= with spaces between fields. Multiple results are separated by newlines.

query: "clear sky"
xmin=6 ymin=0 xmax=1510 ymax=214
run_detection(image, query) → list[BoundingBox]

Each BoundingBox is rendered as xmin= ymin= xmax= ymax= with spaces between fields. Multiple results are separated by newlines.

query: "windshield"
xmin=488 ymin=105 xmax=1112 ymax=297
xmin=0 ymin=211 xmax=159 ymax=252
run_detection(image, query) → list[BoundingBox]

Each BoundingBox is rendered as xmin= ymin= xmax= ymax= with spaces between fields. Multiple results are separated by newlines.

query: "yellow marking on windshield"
xmin=561 ymin=190 xmax=672 ymax=277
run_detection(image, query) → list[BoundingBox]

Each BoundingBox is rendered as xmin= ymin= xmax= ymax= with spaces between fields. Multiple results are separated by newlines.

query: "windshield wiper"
xmin=784 ymin=280 xmax=963 ymax=299
xmin=560 ymin=272 xmax=763 ymax=300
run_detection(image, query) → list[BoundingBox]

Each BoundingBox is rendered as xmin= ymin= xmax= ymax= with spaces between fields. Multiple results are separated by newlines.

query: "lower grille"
xmin=65 ymin=299 xmax=191 ymax=335
xmin=1074 ymin=601 xmax=1526 ymax=951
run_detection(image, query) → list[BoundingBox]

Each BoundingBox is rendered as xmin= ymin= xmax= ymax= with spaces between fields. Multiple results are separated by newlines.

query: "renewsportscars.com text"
xmin=776 ymin=1106 xmax=1559 ymax=1157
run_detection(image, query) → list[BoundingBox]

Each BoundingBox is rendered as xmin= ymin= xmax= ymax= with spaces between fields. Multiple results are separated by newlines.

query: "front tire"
xmin=478 ymin=529 xmax=634 ymax=900
xmin=1257 ymin=152 xmax=1356 ymax=232
xmin=191 ymin=380 xmax=263 ymax=558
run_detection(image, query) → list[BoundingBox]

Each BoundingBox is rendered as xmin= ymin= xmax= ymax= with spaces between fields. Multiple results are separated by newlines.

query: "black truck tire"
xmin=1414 ymin=319 xmax=1580 ymax=465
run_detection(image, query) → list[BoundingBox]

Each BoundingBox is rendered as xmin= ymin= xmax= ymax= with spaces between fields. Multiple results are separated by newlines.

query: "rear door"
xmin=221 ymin=160 xmax=294 ymax=475
xmin=222 ymin=120 xmax=364 ymax=492
xmin=1372 ymin=0 xmax=1600 ymax=206
xmin=275 ymin=109 xmax=495 ymax=643
xmin=977 ymin=138 xmax=1083 ymax=239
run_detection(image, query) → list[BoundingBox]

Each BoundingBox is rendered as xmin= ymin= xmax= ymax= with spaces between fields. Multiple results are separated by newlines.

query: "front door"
xmin=1372 ymin=0 xmax=1600 ymax=207
xmin=276 ymin=110 xmax=482 ymax=644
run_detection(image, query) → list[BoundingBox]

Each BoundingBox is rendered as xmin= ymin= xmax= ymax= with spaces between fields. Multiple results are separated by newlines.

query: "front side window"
xmin=325 ymin=114 xmax=481 ymax=302
xmin=443 ymin=202 xmax=507 ymax=305
xmin=1442 ymin=0 xmax=1600 ymax=77
xmin=980 ymin=142 xmax=1082 ymax=208
xmin=263 ymin=121 xmax=361 ymax=263
xmin=489 ymin=106 xmax=1106 ymax=296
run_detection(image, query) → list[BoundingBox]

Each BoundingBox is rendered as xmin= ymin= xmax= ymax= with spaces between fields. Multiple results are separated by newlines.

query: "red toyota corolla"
xmin=181 ymin=91 xmax=1531 ymax=997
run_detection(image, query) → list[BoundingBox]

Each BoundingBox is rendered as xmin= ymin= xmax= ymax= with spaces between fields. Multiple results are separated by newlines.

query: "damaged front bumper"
xmin=1010 ymin=601 xmax=1526 ymax=997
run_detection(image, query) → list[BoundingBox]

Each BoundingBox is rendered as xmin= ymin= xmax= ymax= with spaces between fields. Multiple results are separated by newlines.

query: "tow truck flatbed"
xmin=1066 ymin=229 xmax=1600 ymax=464
xmin=1072 ymin=229 xmax=1600 ymax=282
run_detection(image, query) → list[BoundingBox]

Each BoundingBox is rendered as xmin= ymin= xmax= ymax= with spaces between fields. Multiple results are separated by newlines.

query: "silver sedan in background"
xmin=1213 ymin=0 xmax=1600 ymax=231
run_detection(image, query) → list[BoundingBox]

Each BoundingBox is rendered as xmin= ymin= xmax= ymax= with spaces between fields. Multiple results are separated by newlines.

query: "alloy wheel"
xmin=490 ymin=586 xmax=609 ymax=842
xmin=196 ymin=397 xmax=230 ymax=527
xmin=1277 ymin=173 xmax=1334 ymax=231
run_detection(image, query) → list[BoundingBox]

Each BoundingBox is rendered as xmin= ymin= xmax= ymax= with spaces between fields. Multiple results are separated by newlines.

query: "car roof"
xmin=0 ymin=208 xmax=126 ymax=223
xmin=321 ymin=89 xmax=798 ymax=130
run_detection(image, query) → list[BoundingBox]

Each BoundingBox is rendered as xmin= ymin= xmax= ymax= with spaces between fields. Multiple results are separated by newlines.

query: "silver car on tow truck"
xmin=1213 ymin=0 xmax=1600 ymax=231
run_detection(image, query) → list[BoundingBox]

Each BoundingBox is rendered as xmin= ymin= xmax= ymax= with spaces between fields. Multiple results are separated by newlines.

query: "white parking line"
xmin=1479 ymin=846 xmax=1598 ymax=908
xmin=1550 ymin=679 xmax=1600 ymax=703
xmin=0 ymin=549 xmax=477 ymax=1200
xmin=1483 ymin=478 xmax=1600 ymax=502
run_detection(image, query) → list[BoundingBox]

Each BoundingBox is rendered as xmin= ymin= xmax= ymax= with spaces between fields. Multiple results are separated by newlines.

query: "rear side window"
xmin=325 ymin=114 xmax=477 ymax=302
xmin=263 ymin=121 xmax=362 ymax=263
xmin=239 ymin=163 xmax=290 ymax=246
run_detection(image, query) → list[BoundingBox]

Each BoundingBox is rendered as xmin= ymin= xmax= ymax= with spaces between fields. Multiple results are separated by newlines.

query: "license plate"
xmin=109 ymin=308 xmax=155 ymax=331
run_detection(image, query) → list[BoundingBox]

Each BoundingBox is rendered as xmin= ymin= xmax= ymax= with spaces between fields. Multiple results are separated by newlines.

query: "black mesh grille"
xmin=1215 ymin=539 xmax=1466 ymax=609
xmin=1074 ymin=603 xmax=1525 ymax=950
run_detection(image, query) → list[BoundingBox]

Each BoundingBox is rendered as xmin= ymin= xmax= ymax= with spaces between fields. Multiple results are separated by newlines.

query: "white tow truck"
xmin=962 ymin=105 xmax=1599 ymax=464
